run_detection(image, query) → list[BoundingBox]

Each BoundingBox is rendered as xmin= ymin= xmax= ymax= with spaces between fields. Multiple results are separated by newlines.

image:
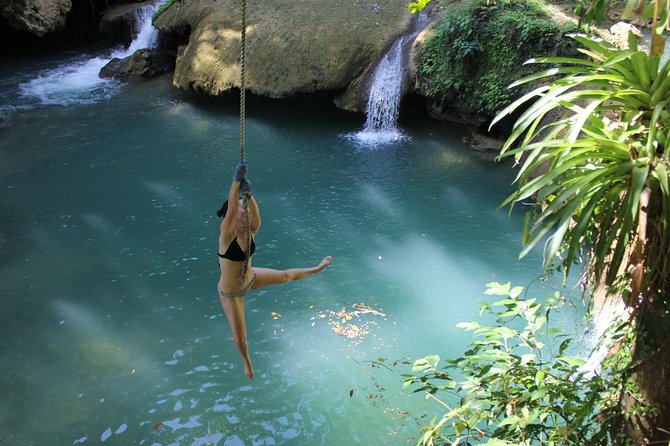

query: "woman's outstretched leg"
xmin=219 ymin=296 xmax=254 ymax=379
xmin=252 ymin=256 xmax=333 ymax=290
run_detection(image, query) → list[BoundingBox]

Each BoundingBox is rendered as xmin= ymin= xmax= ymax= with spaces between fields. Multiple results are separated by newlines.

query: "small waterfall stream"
xmin=360 ymin=37 xmax=406 ymax=140
xmin=349 ymin=14 xmax=429 ymax=147
xmin=580 ymin=296 xmax=629 ymax=377
xmin=348 ymin=37 xmax=407 ymax=147
xmin=19 ymin=2 xmax=163 ymax=106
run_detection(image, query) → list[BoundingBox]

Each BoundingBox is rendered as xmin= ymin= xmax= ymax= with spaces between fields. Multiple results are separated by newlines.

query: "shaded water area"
xmin=0 ymin=50 xmax=579 ymax=445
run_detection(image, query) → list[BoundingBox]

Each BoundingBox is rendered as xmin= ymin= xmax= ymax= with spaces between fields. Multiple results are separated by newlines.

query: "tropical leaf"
xmin=495 ymin=34 xmax=670 ymax=296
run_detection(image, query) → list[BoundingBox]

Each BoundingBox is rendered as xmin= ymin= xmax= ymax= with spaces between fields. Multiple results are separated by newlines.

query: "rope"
xmin=238 ymin=0 xmax=252 ymax=284
xmin=239 ymin=0 xmax=246 ymax=163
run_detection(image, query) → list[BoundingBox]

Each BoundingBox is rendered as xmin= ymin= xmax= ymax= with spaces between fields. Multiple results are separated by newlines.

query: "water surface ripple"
xmin=0 ymin=53 xmax=572 ymax=446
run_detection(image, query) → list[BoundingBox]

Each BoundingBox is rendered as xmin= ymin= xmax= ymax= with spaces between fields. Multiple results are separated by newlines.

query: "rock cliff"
xmin=154 ymin=0 xmax=414 ymax=110
xmin=0 ymin=0 xmax=71 ymax=36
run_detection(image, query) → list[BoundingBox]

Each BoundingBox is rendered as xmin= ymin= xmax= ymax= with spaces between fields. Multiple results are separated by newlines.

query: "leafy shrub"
xmin=403 ymin=282 xmax=640 ymax=445
xmin=418 ymin=0 xmax=578 ymax=117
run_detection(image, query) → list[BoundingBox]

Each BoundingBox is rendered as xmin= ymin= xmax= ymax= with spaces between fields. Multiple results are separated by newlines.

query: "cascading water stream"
xmin=349 ymin=37 xmax=407 ymax=147
xmin=580 ymin=296 xmax=629 ymax=377
xmin=361 ymin=37 xmax=406 ymax=137
xmin=349 ymin=13 xmax=428 ymax=147
xmin=19 ymin=2 xmax=163 ymax=106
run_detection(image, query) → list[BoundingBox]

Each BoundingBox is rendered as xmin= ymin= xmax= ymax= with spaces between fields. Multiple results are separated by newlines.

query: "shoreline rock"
xmin=99 ymin=48 xmax=175 ymax=80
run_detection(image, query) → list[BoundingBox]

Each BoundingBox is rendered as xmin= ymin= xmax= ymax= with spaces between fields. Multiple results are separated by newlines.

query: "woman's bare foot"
xmin=244 ymin=359 xmax=254 ymax=380
xmin=315 ymin=256 xmax=333 ymax=273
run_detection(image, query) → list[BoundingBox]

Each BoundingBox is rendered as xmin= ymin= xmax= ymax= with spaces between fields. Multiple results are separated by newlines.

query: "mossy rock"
xmin=154 ymin=0 xmax=413 ymax=108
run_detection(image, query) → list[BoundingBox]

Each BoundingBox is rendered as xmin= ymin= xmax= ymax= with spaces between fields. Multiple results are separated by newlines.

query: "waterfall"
xmin=19 ymin=2 xmax=163 ymax=106
xmin=348 ymin=14 xmax=429 ymax=148
xmin=124 ymin=5 xmax=162 ymax=55
xmin=364 ymin=38 xmax=406 ymax=134
xmin=349 ymin=37 xmax=407 ymax=147
xmin=580 ymin=295 xmax=630 ymax=377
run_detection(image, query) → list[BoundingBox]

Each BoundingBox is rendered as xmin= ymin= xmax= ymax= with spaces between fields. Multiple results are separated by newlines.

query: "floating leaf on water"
xmin=318 ymin=303 xmax=387 ymax=344
xmin=352 ymin=303 xmax=386 ymax=316
xmin=154 ymin=422 xmax=162 ymax=430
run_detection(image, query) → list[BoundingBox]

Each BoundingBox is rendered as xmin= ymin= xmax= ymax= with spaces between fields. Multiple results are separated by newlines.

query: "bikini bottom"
xmin=218 ymin=273 xmax=256 ymax=298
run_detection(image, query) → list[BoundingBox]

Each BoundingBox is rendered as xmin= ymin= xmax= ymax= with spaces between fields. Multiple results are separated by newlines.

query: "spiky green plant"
xmin=492 ymin=32 xmax=670 ymax=300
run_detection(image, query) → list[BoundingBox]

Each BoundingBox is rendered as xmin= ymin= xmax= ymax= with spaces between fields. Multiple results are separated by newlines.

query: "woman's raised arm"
xmin=247 ymin=192 xmax=261 ymax=234
xmin=221 ymin=162 xmax=248 ymax=230
xmin=238 ymin=178 xmax=261 ymax=234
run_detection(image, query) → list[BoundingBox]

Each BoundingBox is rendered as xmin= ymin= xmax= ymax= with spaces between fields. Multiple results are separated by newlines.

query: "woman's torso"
xmin=218 ymin=232 xmax=255 ymax=291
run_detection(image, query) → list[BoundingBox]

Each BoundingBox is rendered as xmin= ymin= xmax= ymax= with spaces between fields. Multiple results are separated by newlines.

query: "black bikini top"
xmin=218 ymin=237 xmax=256 ymax=262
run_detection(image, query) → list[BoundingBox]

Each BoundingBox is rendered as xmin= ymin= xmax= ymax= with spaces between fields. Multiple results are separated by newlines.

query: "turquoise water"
xmin=0 ymin=51 xmax=573 ymax=446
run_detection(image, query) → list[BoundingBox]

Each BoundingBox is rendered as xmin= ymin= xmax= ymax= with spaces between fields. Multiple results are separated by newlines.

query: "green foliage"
xmin=492 ymin=33 xmax=670 ymax=298
xmin=404 ymin=282 xmax=639 ymax=445
xmin=418 ymin=0 xmax=577 ymax=117
xmin=573 ymin=0 xmax=607 ymax=30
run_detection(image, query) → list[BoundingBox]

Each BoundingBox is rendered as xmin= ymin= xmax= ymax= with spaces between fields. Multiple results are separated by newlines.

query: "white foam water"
xmin=348 ymin=13 xmax=430 ymax=148
xmin=580 ymin=295 xmax=630 ymax=377
xmin=348 ymin=37 xmax=407 ymax=148
xmin=19 ymin=2 xmax=162 ymax=106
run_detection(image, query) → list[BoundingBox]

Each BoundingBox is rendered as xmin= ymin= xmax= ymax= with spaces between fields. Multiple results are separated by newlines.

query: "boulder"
xmin=154 ymin=0 xmax=413 ymax=110
xmin=99 ymin=48 xmax=175 ymax=79
xmin=603 ymin=21 xmax=645 ymax=50
xmin=0 ymin=0 xmax=71 ymax=36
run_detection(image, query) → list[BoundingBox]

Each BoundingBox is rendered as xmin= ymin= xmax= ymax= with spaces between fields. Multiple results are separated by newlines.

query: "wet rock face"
xmin=0 ymin=0 xmax=72 ymax=36
xmin=154 ymin=0 xmax=413 ymax=110
xmin=99 ymin=48 xmax=175 ymax=80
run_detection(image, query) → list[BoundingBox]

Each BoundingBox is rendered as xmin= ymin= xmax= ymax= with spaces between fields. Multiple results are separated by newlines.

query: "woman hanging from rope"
xmin=217 ymin=162 xmax=333 ymax=380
